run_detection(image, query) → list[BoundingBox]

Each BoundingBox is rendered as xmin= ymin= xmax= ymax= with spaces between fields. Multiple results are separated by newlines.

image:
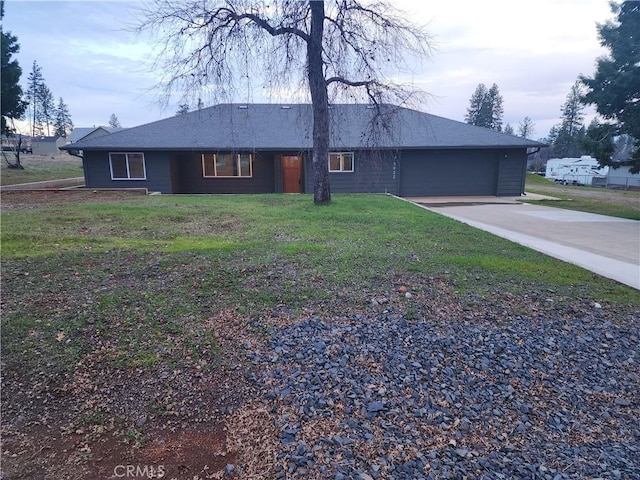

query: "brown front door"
xmin=282 ymin=155 xmax=302 ymax=193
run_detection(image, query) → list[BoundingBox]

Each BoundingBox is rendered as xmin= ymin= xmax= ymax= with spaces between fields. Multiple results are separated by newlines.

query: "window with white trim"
xmin=109 ymin=153 xmax=146 ymax=180
xmin=329 ymin=152 xmax=354 ymax=172
xmin=202 ymin=153 xmax=253 ymax=177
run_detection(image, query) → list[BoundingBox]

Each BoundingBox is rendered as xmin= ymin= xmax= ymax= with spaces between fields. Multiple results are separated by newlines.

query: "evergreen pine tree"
xmin=39 ymin=84 xmax=55 ymax=136
xmin=550 ymin=81 xmax=586 ymax=158
xmin=26 ymin=61 xmax=45 ymax=136
xmin=487 ymin=83 xmax=503 ymax=131
xmin=0 ymin=3 xmax=27 ymax=135
xmin=560 ymin=82 xmax=584 ymax=137
xmin=581 ymin=1 xmax=640 ymax=172
xmin=54 ymin=97 xmax=73 ymax=137
xmin=108 ymin=114 xmax=121 ymax=128
xmin=465 ymin=83 xmax=504 ymax=131
xmin=465 ymin=83 xmax=488 ymax=127
xmin=176 ymin=103 xmax=189 ymax=115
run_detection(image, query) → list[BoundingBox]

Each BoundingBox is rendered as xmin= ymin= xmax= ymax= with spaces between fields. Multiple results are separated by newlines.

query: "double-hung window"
xmin=109 ymin=153 xmax=146 ymax=180
xmin=202 ymin=153 xmax=253 ymax=177
xmin=329 ymin=152 xmax=354 ymax=172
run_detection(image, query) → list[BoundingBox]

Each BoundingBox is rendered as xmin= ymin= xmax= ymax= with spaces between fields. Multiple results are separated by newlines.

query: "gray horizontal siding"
xmin=82 ymin=146 xmax=527 ymax=197
xmin=175 ymin=152 xmax=275 ymax=194
xmin=83 ymin=150 xmax=173 ymax=193
xmin=497 ymin=150 xmax=527 ymax=196
xmin=304 ymin=151 xmax=398 ymax=194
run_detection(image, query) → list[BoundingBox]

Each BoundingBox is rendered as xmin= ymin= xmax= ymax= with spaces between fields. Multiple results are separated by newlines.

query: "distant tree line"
xmin=464 ymin=83 xmax=536 ymax=140
xmin=1 ymin=0 xmax=74 ymax=141
xmin=175 ymin=98 xmax=204 ymax=116
xmin=470 ymin=73 xmax=633 ymax=172
xmin=474 ymin=2 xmax=639 ymax=173
xmin=27 ymin=60 xmax=73 ymax=138
xmin=531 ymin=2 xmax=638 ymax=171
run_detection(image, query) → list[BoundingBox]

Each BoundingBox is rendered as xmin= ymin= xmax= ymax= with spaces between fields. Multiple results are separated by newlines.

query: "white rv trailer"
xmin=545 ymin=156 xmax=609 ymax=185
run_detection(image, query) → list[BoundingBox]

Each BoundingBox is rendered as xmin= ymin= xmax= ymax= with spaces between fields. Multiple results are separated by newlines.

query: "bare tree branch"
xmin=133 ymin=0 xmax=434 ymax=204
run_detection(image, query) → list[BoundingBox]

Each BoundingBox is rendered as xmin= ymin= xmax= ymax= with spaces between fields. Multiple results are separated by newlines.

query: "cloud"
xmin=6 ymin=1 xmax=161 ymax=129
xmin=4 ymin=0 xmax=613 ymax=137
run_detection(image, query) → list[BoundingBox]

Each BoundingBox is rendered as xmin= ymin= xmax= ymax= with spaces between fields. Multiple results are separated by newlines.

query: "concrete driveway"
xmin=405 ymin=196 xmax=640 ymax=290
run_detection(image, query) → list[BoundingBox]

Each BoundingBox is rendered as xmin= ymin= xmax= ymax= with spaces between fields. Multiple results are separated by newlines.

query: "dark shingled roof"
xmin=62 ymin=104 xmax=544 ymax=151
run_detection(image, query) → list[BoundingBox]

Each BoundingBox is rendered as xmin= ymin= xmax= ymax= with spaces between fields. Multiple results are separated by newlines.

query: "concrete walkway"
xmin=0 ymin=177 xmax=84 ymax=190
xmin=405 ymin=196 xmax=640 ymax=290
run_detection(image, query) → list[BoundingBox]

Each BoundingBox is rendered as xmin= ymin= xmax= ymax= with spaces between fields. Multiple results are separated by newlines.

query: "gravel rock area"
xmin=248 ymin=312 xmax=639 ymax=479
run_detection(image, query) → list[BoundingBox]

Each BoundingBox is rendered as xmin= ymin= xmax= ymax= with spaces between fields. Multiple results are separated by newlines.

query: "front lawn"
xmin=1 ymin=192 xmax=637 ymax=478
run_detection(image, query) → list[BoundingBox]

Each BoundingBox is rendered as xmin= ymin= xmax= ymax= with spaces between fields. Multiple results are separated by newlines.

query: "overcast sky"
xmin=4 ymin=0 xmax=613 ymax=139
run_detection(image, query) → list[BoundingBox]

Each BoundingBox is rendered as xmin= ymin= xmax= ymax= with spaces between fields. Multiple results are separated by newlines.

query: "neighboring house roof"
xmin=64 ymin=104 xmax=545 ymax=151
xmin=32 ymin=135 xmax=63 ymax=143
xmin=67 ymin=126 xmax=126 ymax=143
xmin=67 ymin=128 xmax=96 ymax=143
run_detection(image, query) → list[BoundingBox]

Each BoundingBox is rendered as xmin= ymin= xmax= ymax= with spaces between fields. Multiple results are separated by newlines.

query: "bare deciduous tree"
xmin=136 ymin=0 xmax=432 ymax=204
xmin=517 ymin=116 xmax=535 ymax=139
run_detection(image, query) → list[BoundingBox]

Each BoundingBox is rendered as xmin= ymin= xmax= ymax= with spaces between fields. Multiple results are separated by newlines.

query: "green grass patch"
xmin=2 ymin=193 xmax=638 ymax=390
xmin=3 ymin=194 xmax=636 ymax=301
xmin=525 ymin=173 xmax=640 ymax=220
xmin=525 ymin=173 xmax=555 ymax=186
xmin=1 ymin=154 xmax=84 ymax=185
xmin=438 ymin=252 xmax=594 ymax=284
xmin=522 ymin=197 xmax=640 ymax=220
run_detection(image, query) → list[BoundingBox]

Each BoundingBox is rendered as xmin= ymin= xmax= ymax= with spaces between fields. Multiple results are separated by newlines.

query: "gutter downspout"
xmin=526 ymin=147 xmax=541 ymax=157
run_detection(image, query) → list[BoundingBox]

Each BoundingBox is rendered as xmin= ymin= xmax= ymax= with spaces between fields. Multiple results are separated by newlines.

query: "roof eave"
xmin=62 ymin=144 xmax=545 ymax=152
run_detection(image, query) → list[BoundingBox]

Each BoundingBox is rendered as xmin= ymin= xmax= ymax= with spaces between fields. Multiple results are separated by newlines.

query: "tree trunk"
xmin=15 ymin=137 xmax=23 ymax=169
xmin=3 ymin=137 xmax=24 ymax=170
xmin=307 ymin=0 xmax=331 ymax=205
xmin=32 ymin=89 xmax=36 ymax=138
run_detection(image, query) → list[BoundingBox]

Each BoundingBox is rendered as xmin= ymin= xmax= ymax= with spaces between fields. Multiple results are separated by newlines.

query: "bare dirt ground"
xmin=1 ymin=189 xmax=145 ymax=211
